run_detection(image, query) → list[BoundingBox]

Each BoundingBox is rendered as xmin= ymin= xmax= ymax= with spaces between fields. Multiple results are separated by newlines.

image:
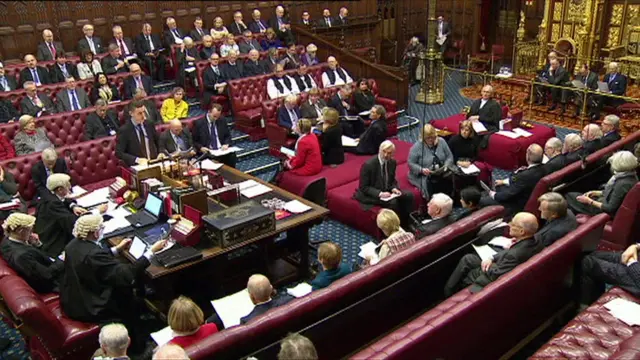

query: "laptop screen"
xmin=144 ymin=193 xmax=163 ymax=217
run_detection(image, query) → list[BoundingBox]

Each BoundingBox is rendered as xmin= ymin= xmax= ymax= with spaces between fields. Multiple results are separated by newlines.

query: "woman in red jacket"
xmin=0 ymin=133 xmax=15 ymax=160
xmin=167 ymin=296 xmax=218 ymax=348
xmin=284 ymin=119 xmax=323 ymax=176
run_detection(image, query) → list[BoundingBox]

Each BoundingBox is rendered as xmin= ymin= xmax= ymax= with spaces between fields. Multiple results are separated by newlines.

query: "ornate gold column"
xmin=574 ymin=0 xmax=595 ymax=74
xmin=415 ymin=0 xmax=444 ymax=104
xmin=538 ymin=0 xmax=552 ymax=68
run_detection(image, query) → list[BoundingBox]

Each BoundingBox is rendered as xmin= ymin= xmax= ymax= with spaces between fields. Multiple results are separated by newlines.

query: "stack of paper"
xmin=358 ymin=241 xmax=379 ymax=259
xmin=238 ymin=179 xmax=272 ymax=198
xmin=209 ymin=146 xmax=242 ymax=157
xmin=103 ymin=217 xmax=132 ymax=234
xmin=380 ymin=193 xmax=401 ymax=202
xmin=151 ymin=326 xmax=175 ymax=347
xmin=76 ymin=187 xmax=110 ymax=208
xmin=71 ymin=185 xmax=88 ymax=197
xmin=280 ymin=146 xmax=296 ymax=157
xmin=287 ymin=283 xmax=313 ymax=298
xmin=496 ymin=131 xmax=521 ymax=139
xmin=211 ymin=289 xmax=256 ymax=329
xmin=512 ymin=128 xmax=533 ymax=137
xmin=284 ymin=200 xmax=312 ymax=214
xmin=200 ymin=159 xmax=224 ymax=171
xmin=341 ymin=135 xmax=359 ymax=147
xmin=472 ymin=244 xmax=497 ymax=261
xmin=131 ymin=161 xmax=176 ymax=172
xmin=604 ymin=298 xmax=640 ymax=326
xmin=488 ymin=236 xmax=514 ymax=249
xmin=471 ymin=121 xmax=487 ymax=133
xmin=459 ymin=163 xmax=481 ymax=175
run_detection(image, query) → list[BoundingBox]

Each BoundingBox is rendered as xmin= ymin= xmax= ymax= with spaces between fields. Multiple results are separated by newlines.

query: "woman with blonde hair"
xmin=261 ymin=28 xmax=283 ymax=49
xmin=168 ymin=295 xmax=218 ymax=348
xmin=407 ymin=124 xmax=454 ymax=199
xmin=320 ymin=107 xmax=343 ymax=166
xmin=375 ymin=209 xmax=415 ymax=261
xmin=13 ymin=115 xmax=53 ymax=155
xmin=210 ymin=16 xmax=229 ymax=40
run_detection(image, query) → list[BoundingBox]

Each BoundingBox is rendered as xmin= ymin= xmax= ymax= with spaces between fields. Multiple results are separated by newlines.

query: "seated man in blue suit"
xmin=591 ymin=62 xmax=627 ymax=121
xmin=277 ymin=94 xmax=301 ymax=137
xmin=240 ymin=274 xmax=293 ymax=324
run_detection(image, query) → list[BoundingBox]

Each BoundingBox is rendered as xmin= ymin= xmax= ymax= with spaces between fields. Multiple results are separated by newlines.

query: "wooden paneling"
xmin=0 ymin=1 xmax=376 ymax=62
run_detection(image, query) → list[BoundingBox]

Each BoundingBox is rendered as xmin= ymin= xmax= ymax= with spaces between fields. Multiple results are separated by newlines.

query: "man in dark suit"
xmin=535 ymin=192 xmax=577 ymax=247
xmin=485 ymin=144 xmax=547 ymax=220
xmin=543 ymin=137 xmax=565 ymax=174
xmin=248 ymin=9 xmax=269 ymax=34
xmin=49 ymin=53 xmax=79 ymax=84
xmin=31 ymin=148 xmax=70 ymax=199
xmin=163 ymin=17 xmax=184 ymax=49
xmin=579 ymin=243 xmax=640 ymax=305
xmin=84 ymin=99 xmax=119 ymax=140
xmin=37 ymin=29 xmax=65 ymax=62
xmin=192 ymin=104 xmax=237 ymax=168
xmin=243 ymin=49 xmax=266 ymax=77
xmin=300 ymin=88 xmax=327 ymax=121
xmin=229 ymin=11 xmax=249 ymax=36
xmin=300 ymin=11 xmax=313 ymax=27
xmin=318 ymin=9 xmax=335 ymax=28
xmin=353 ymin=141 xmax=415 ymax=229
xmin=541 ymin=59 xmax=570 ymax=112
xmin=110 ymin=25 xmax=136 ymax=61
xmin=122 ymin=88 xmax=161 ymax=125
xmin=19 ymin=54 xmax=51 ymax=87
xmin=0 ymin=62 xmax=18 ymax=92
xmin=436 ymin=16 xmax=451 ymax=52
xmin=349 ymin=105 xmax=388 ymax=155
xmin=159 ymin=119 xmax=196 ymax=156
xmin=466 ymin=85 xmax=502 ymax=132
xmin=221 ymin=51 xmax=244 ymax=81
xmin=556 ymin=134 xmax=585 ymax=168
xmin=444 ymin=212 xmax=540 ymax=296
xmin=20 ymin=81 xmax=56 ymax=117
xmin=55 ymin=77 xmax=91 ymax=113
xmin=277 ymin=94 xmax=301 ymax=132
xmin=240 ymin=274 xmax=293 ymax=324
xmin=101 ymin=44 xmax=129 ymax=75
xmin=292 ymin=63 xmax=317 ymax=93
xmin=189 ymin=17 xmax=208 ymax=42
xmin=329 ymin=85 xmax=363 ymax=137
xmin=269 ymin=5 xmax=294 ymax=45
xmin=135 ymin=23 xmax=167 ymax=82
xmin=581 ymin=123 xmax=604 ymax=154
xmin=591 ymin=62 xmax=628 ymax=121
xmin=60 ymin=214 xmax=166 ymax=354
xmin=116 ymin=100 xmax=161 ymax=166
xmin=1 ymin=213 xmax=64 ymax=293
xmin=239 ymin=30 xmax=263 ymax=54
xmin=201 ymin=53 xmax=227 ymax=111
xmin=415 ymin=193 xmax=455 ymax=237
xmin=281 ymin=43 xmax=301 ymax=70
xmin=571 ymin=63 xmax=598 ymax=117
xmin=336 ymin=7 xmax=349 ymax=26
xmin=175 ymin=37 xmax=200 ymax=88
xmin=600 ymin=115 xmax=622 ymax=148
xmin=262 ymin=48 xmax=280 ymax=74
xmin=123 ymin=63 xmax=153 ymax=100
xmin=77 ymin=24 xmax=104 ymax=55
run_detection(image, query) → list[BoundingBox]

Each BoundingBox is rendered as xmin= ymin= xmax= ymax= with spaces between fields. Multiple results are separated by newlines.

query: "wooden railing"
xmin=293 ymin=25 xmax=409 ymax=109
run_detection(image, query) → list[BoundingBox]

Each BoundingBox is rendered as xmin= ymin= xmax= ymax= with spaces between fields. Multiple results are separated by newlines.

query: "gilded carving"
xmin=551 ymin=23 xmax=561 ymax=42
xmin=563 ymin=24 xmax=573 ymax=39
xmin=567 ymin=0 xmax=586 ymax=23
xmin=611 ymin=4 xmax=623 ymax=26
xmin=553 ymin=2 xmax=563 ymax=22
xmin=607 ymin=27 xmax=620 ymax=48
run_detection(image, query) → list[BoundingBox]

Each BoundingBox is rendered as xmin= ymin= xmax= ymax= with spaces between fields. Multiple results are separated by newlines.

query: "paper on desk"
xmin=107 ymin=206 xmax=131 ymax=219
xmin=380 ymin=192 xmax=401 ymax=202
xmin=471 ymin=121 xmax=487 ymax=133
xmin=238 ymin=179 xmax=260 ymax=191
xmin=103 ymin=217 xmax=132 ymax=235
xmin=341 ymin=135 xmax=359 ymax=147
xmin=342 ymin=116 xmax=360 ymax=121
xmin=604 ymin=298 xmax=640 ymax=326
xmin=512 ymin=128 xmax=533 ymax=137
xmin=211 ymin=288 xmax=255 ymax=329
xmin=76 ymin=187 xmax=110 ymax=208
xmin=209 ymin=146 xmax=242 ymax=157
xmin=459 ymin=163 xmax=481 ymax=175
xmin=359 ymin=110 xmax=371 ymax=116
xmin=472 ymin=244 xmax=497 ymax=262
xmin=131 ymin=161 xmax=176 ymax=172
xmin=287 ymin=283 xmax=313 ymax=298
xmin=150 ymin=326 xmax=174 ymax=347
xmin=284 ymin=200 xmax=312 ymax=214
xmin=200 ymin=159 xmax=224 ymax=171
xmin=280 ymin=146 xmax=296 ymax=157
xmin=72 ymin=185 xmax=88 ymax=196
xmin=488 ymin=236 xmax=514 ymax=249
xmin=495 ymin=131 xmax=521 ymax=139
xmin=241 ymin=184 xmax=272 ymax=198
xmin=0 ymin=199 xmax=20 ymax=210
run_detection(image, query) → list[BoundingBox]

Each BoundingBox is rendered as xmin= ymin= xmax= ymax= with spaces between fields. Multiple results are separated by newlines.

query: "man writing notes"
xmin=192 ymin=104 xmax=237 ymax=168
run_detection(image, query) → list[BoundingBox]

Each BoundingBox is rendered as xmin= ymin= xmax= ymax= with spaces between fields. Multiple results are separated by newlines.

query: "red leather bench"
xmin=185 ymin=206 xmax=505 ymax=360
xmin=530 ymin=287 xmax=640 ymax=360
xmin=351 ymin=213 xmax=609 ymax=360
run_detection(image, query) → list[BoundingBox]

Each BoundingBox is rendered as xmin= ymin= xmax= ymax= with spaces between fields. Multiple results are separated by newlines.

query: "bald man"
xmin=37 ymin=29 xmax=65 ymax=61
xmin=268 ymin=5 xmax=294 ymax=45
xmin=19 ymin=54 xmax=51 ymax=87
xmin=158 ymin=119 xmax=195 ymax=156
xmin=466 ymin=85 xmax=502 ymax=132
xmin=591 ymin=62 xmax=627 ymax=121
xmin=153 ymin=344 xmax=190 ymax=360
xmin=123 ymin=63 xmax=153 ymax=100
xmin=484 ymin=144 xmax=547 ymax=220
xmin=243 ymin=49 xmax=266 ymax=76
xmin=241 ymin=274 xmax=293 ymax=324
xmin=322 ymin=56 xmax=354 ymax=87
xmin=444 ymin=212 xmax=540 ymax=296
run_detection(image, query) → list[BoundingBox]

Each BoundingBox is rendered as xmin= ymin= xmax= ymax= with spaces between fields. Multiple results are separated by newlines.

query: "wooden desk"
xmin=109 ymin=164 xmax=329 ymax=285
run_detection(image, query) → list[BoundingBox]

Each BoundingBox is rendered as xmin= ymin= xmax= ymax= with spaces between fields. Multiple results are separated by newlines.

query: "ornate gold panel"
xmin=611 ymin=4 xmax=624 ymax=26
xmin=607 ymin=27 xmax=620 ymax=48
xmin=553 ymin=2 xmax=563 ymax=22
xmin=567 ymin=0 xmax=586 ymax=23
xmin=628 ymin=5 xmax=640 ymax=27
xmin=551 ymin=23 xmax=561 ymax=42
xmin=563 ymin=24 xmax=572 ymax=39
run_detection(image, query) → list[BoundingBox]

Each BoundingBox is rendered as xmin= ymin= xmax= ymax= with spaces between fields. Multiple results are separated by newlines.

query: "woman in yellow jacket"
xmin=161 ymin=87 xmax=189 ymax=123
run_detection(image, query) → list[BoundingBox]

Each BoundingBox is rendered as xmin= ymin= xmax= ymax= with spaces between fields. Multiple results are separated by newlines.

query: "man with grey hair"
xmin=591 ymin=61 xmax=627 ymax=121
xmin=278 ymin=333 xmax=318 ymax=360
xmin=177 ymin=36 xmax=199 ymax=88
xmin=349 ymin=104 xmax=388 ymax=155
xmin=244 ymin=49 xmax=266 ymax=76
xmin=466 ymin=84 xmax=502 ymax=133
xmin=354 ymin=140 xmax=415 ymax=228
xmin=31 ymin=147 xmax=69 ymax=198
xmin=77 ymin=23 xmax=104 ymax=55
xmin=322 ymin=56 xmax=354 ymax=87
xmin=535 ymin=192 xmax=577 ymax=247
xmin=84 ymin=99 xmax=119 ymax=140
xmin=444 ymin=212 xmax=540 ymax=296
xmin=153 ymin=344 xmax=190 ymax=360
xmin=135 ymin=23 xmax=166 ymax=82
xmin=601 ymin=114 xmax=622 ymax=148
xmin=97 ymin=323 xmax=130 ymax=359
xmin=20 ymin=80 xmax=55 ymax=117
xmin=101 ymin=43 xmax=128 ymax=75
xmin=19 ymin=54 xmax=51 ymax=87
xmin=268 ymin=63 xmax=298 ymax=100
xmin=277 ymin=93 xmax=301 ymax=133
xmin=110 ymin=25 xmax=135 ymax=60
xmin=163 ymin=17 xmax=184 ymax=48
xmin=37 ymin=29 xmax=65 ymax=61
xmin=582 ymin=123 xmax=604 ymax=154
xmin=543 ymin=137 xmax=565 ymax=173
xmin=268 ymin=5 xmax=294 ymax=45
xmin=562 ymin=133 xmax=585 ymax=164
xmin=416 ymin=193 xmax=454 ymax=237
xmin=486 ymin=144 xmax=547 ymax=220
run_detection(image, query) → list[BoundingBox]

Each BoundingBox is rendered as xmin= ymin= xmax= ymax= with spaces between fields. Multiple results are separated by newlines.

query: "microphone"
xmin=190 ymin=151 xmax=209 ymax=165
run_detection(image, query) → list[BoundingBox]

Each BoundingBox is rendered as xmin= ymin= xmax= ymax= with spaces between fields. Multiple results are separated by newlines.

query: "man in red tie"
xmin=110 ymin=25 xmax=137 ymax=63
xmin=36 ymin=29 xmax=65 ymax=62
xmin=123 ymin=63 xmax=152 ymax=100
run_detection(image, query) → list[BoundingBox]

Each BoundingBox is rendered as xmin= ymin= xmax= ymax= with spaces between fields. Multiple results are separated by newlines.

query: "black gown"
xmin=34 ymin=191 xmax=79 ymax=256
xmin=0 ymin=238 xmax=64 ymax=293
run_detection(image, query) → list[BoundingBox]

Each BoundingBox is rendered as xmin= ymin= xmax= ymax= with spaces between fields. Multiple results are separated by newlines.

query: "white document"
xmin=341 ymin=135 xmax=359 ymax=147
xmin=512 ymin=128 xmax=533 ymax=137
xmin=131 ymin=161 xmax=176 ymax=172
xmin=209 ymin=146 xmax=242 ymax=157
xmin=358 ymin=110 xmax=371 ymax=116
xmin=284 ymin=200 xmax=312 ymax=214
xmin=241 ymin=184 xmax=272 ymax=198
xmin=200 ymin=159 xmax=224 ymax=171
xmin=72 ymin=185 xmax=88 ymax=196
xmin=421 ymin=218 xmax=433 ymax=225
xmin=459 ymin=163 xmax=481 ymax=175
xmin=436 ymin=35 xmax=447 ymax=46
xmin=358 ymin=241 xmax=379 ymax=259
xmin=103 ymin=216 xmax=132 ymax=234
xmin=604 ymin=298 xmax=640 ymax=326
xmin=76 ymin=187 xmax=110 ymax=208
xmin=342 ymin=116 xmax=360 ymax=121
xmin=151 ymin=326 xmax=174 ymax=347
xmin=211 ymin=288 xmax=256 ymax=329
xmin=107 ymin=206 xmax=131 ymax=219
xmin=287 ymin=283 xmax=313 ymax=298
xmin=280 ymin=146 xmax=296 ymax=157
xmin=471 ymin=120 xmax=487 ymax=133
xmin=380 ymin=193 xmax=401 ymax=202
xmin=472 ymin=244 xmax=497 ymax=262
xmin=185 ymin=67 xmax=196 ymax=73
xmin=496 ymin=131 xmax=521 ymax=139
xmin=0 ymin=199 xmax=20 ymax=210
xmin=542 ymin=155 xmax=549 ymax=164
xmin=129 ymin=236 xmax=147 ymax=260
xmin=571 ymin=79 xmax=586 ymax=89
xmin=238 ymin=179 xmax=260 ymax=191
xmin=488 ymin=236 xmax=514 ymax=249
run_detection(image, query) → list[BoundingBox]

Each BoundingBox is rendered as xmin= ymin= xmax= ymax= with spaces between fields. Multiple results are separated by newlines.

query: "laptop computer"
xmin=125 ymin=193 xmax=163 ymax=228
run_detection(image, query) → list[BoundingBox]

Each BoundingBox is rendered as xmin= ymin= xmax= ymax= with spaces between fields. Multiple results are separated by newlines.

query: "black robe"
xmin=34 ymin=191 xmax=78 ymax=256
xmin=0 ymin=237 xmax=64 ymax=293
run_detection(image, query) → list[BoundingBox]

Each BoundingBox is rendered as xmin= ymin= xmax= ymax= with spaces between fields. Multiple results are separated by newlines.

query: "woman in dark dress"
xmin=320 ymin=107 xmax=344 ymax=166
xmin=90 ymin=72 xmax=120 ymax=104
xmin=447 ymin=120 xmax=492 ymax=185
xmin=353 ymin=79 xmax=376 ymax=115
